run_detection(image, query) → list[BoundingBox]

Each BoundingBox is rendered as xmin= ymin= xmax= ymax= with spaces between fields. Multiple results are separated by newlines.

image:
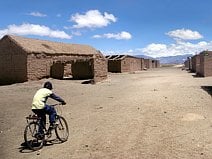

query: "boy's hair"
xmin=43 ymin=81 xmax=53 ymax=90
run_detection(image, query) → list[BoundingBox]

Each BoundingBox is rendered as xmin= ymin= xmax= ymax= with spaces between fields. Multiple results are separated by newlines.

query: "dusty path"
xmin=0 ymin=66 xmax=212 ymax=159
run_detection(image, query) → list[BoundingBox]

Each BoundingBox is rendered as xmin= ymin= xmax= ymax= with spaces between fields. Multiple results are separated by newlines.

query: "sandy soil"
xmin=0 ymin=66 xmax=212 ymax=159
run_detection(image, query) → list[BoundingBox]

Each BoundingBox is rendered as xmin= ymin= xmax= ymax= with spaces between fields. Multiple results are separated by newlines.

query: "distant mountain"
xmin=134 ymin=55 xmax=155 ymax=59
xmin=158 ymin=54 xmax=193 ymax=64
xmin=135 ymin=54 xmax=193 ymax=64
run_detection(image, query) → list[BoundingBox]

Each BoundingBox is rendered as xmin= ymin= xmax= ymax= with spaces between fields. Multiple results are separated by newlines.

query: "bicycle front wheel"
xmin=24 ymin=122 xmax=44 ymax=150
xmin=55 ymin=116 xmax=69 ymax=142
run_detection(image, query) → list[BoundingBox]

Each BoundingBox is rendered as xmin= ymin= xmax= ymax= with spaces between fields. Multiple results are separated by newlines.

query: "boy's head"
xmin=43 ymin=81 xmax=53 ymax=90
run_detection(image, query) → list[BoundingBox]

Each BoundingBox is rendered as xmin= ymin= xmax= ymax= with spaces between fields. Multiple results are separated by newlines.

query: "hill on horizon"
xmin=135 ymin=54 xmax=193 ymax=64
xmin=158 ymin=54 xmax=193 ymax=64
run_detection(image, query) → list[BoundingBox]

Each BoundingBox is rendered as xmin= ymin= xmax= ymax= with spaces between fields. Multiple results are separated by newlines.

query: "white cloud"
xmin=93 ymin=31 xmax=132 ymax=40
xmin=166 ymin=28 xmax=203 ymax=40
xmin=28 ymin=12 xmax=47 ymax=17
xmin=0 ymin=23 xmax=71 ymax=39
xmin=71 ymin=31 xmax=82 ymax=36
xmin=142 ymin=43 xmax=167 ymax=52
xmin=102 ymin=28 xmax=209 ymax=58
xmin=103 ymin=41 xmax=212 ymax=58
xmin=70 ymin=10 xmax=117 ymax=29
xmin=139 ymin=41 xmax=212 ymax=58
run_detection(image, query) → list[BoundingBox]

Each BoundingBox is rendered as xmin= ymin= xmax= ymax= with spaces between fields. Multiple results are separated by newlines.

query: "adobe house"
xmin=151 ymin=60 xmax=160 ymax=68
xmin=144 ymin=59 xmax=152 ymax=69
xmin=191 ymin=54 xmax=200 ymax=75
xmin=105 ymin=55 xmax=143 ymax=73
xmin=184 ymin=60 xmax=189 ymax=70
xmin=155 ymin=60 xmax=160 ymax=68
xmin=0 ymin=35 xmax=107 ymax=85
xmin=184 ymin=57 xmax=192 ymax=70
xmin=199 ymin=51 xmax=212 ymax=77
xmin=151 ymin=60 xmax=156 ymax=68
xmin=141 ymin=58 xmax=145 ymax=70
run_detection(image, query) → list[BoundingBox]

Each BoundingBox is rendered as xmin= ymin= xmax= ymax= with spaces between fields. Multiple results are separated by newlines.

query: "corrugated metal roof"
xmin=105 ymin=55 xmax=141 ymax=60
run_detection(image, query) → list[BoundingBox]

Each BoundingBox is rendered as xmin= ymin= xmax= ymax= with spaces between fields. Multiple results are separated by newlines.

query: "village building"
xmin=105 ymin=55 xmax=144 ymax=73
xmin=184 ymin=60 xmax=189 ymax=70
xmin=0 ymin=35 xmax=107 ymax=85
xmin=141 ymin=58 xmax=145 ymax=70
xmin=184 ymin=57 xmax=192 ymax=70
xmin=151 ymin=60 xmax=156 ymax=68
xmin=155 ymin=60 xmax=160 ymax=68
xmin=191 ymin=54 xmax=200 ymax=75
xmin=151 ymin=60 xmax=160 ymax=68
xmin=144 ymin=59 xmax=152 ymax=69
xmin=199 ymin=51 xmax=212 ymax=77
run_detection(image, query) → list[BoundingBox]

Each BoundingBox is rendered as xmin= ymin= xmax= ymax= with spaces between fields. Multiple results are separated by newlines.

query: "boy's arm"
xmin=49 ymin=93 xmax=66 ymax=105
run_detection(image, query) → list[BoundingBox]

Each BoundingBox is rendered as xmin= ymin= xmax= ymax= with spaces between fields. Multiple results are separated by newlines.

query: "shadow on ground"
xmin=19 ymin=139 xmax=62 ymax=153
xmin=201 ymin=86 xmax=212 ymax=97
xmin=192 ymin=74 xmax=204 ymax=78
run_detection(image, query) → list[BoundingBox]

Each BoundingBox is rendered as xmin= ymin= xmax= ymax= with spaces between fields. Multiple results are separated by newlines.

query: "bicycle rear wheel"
xmin=24 ymin=122 xmax=44 ymax=150
xmin=55 ymin=116 xmax=69 ymax=142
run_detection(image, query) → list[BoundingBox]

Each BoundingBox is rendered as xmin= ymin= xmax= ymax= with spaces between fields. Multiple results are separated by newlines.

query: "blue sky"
xmin=1 ymin=0 xmax=212 ymax=58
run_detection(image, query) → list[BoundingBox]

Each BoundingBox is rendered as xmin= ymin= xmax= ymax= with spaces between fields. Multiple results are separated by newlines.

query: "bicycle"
xmin=24 ymin=103 xmax=69 ymax=151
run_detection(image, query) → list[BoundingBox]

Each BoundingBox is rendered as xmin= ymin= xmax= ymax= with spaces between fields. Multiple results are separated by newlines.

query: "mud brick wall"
xmin=191 ymin=56 xmax=195 ymax=72
xmin=0 ymin=38 xmax=27 ymax=84
xmin=155 ymin=60 xmax=160 ymax=68
xmin=184 ymin=59 xmax=191 ymax=69
xmin=27 ymin=54 xmax=96 ymax=80
xmin=199 ymin=51 xmax=212 ymax=77
xmin=141 ymin=58 xmax=145 ymax=70
xmin=191 ymin=55 xmax=200 ymax=73
xmin=196 ymin=55 xmax=200 ymax=75
xmin=144 ymin=59 xmax=152 ymax=69
xmin=152 ymin=60 xmax=156 ymax=68
xmin=185 ymin=57 xmax=192 ymax=70
xmin=189 ymin=58 xmax=192 ymax=70
xmin=121 ymin=57 xmax=141 ymax=72
xmin=27 ymin=54 xmax=52 ymax=80
xmin=199 ymin=54 xmax=204 ymax=76
xmin=204 ymin=52 xmax=212 ymax=76
xmin=191 ymin=55 xmax=200 ymax=75
xmin=93 ymin=53 xmax=108 ymax=83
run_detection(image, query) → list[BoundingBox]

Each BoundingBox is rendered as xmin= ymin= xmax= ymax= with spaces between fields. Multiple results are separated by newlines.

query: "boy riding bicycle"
xmin=31 ymin=81 xmax=66 ymax=135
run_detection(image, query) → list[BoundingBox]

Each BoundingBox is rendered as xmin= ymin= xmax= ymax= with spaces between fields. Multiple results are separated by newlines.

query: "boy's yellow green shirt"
xmin=32 ymin=88 xmax=52 ymax=109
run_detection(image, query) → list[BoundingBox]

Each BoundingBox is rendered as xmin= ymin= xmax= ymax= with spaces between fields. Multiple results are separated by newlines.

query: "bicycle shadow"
xmin=18 ymin=141 xmax=33 ymax=153
xmin=201 ymin=86 xmax=212 ymax=97
xmin=19 ymin=137 xmax=63 ymax=153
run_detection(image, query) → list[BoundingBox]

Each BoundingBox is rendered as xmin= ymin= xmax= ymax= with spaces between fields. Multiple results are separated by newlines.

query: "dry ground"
xmin=0 ymin=66 xmax=212 ymax=159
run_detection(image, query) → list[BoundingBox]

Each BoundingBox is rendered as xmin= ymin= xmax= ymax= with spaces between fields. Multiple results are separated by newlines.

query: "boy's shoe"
xmin=48 ymin=123 xmax=57 ymax=132
xmin=46 ymin=123 xmax=57 ymax=138
xmin=35 ymin=133 xmax=44 ymax=140
xmin=50 ymin=123 xmax=57 ymax=129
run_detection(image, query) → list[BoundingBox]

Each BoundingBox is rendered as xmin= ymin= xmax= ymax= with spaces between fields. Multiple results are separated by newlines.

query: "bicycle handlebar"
xmin=49 ymin=103 xmax=63 ymax=107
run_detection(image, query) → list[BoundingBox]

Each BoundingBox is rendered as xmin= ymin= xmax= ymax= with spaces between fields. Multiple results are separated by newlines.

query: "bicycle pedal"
xmin=35 ymin=133 xmax=44 ymax=140
xmin=47 ymin=133 xmax=52 ymax=138
xmin=46 ymin=130 xmax=52 ymax=137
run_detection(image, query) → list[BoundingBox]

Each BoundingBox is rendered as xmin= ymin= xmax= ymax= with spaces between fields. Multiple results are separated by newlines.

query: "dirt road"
xmin=0 ymin=66 xmax=212 ymax=159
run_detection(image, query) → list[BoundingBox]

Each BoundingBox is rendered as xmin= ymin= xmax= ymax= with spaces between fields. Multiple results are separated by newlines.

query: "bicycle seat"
xmin=26 ymin=114 xmax=39 ymax=120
